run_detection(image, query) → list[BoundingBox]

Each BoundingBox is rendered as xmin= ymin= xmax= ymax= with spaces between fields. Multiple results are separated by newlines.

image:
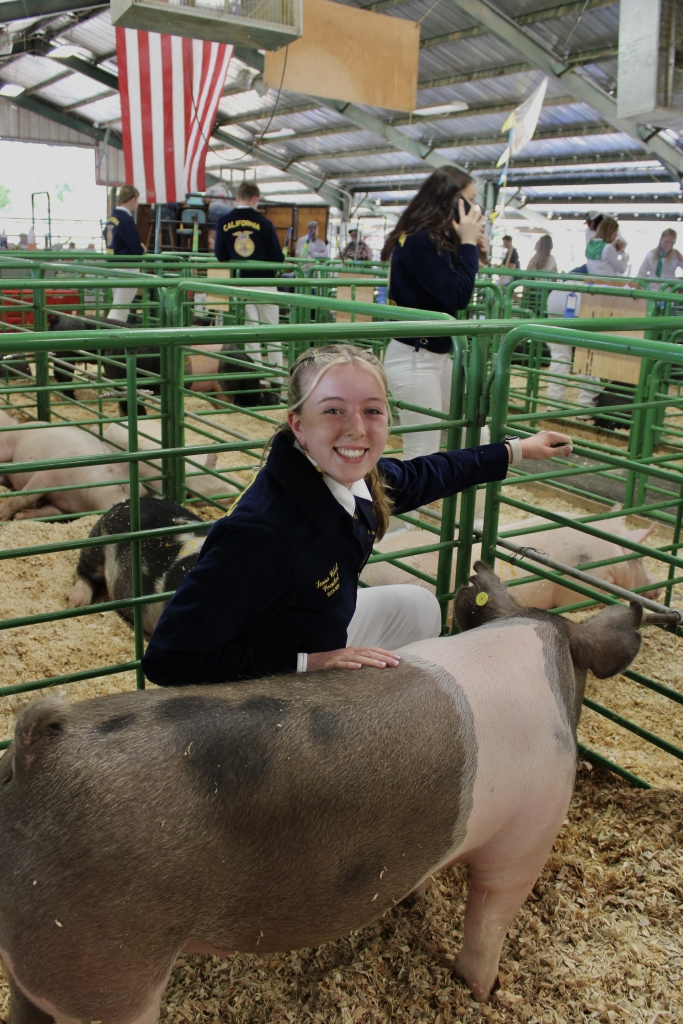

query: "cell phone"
xmin=453 ymin=197 xmax=471 ymax=223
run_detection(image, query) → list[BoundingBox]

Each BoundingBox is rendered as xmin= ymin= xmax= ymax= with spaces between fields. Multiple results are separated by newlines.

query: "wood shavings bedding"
xmin=0 ymin=767 xmax=678 ymax=1023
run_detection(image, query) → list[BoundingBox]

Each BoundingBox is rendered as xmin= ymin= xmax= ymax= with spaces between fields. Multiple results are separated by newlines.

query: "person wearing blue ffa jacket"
xmin=103 ymin=183 xmax=146 ymax=322
xmin=143 ymin=344 xmax=572 ymax=687
xmin=214 ymin=179 xmax=285 ymax=370
xmin=381 ymin=167 xmax=489 ymax=460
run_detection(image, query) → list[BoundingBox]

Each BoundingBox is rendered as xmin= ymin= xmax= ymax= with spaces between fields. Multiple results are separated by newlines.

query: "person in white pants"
xmin=214 ymin=180 xmax=285 ymax=371
xmin=380 ymin=167 xmax=487 ymax=460
xmin=546 ymin=342 xmax=601 ymax=410
xmin=383 ymin=342 xmax=453 ymax=458
xmin=103 ymin=184 xmax=146 ymax=322
xmin=244 ymin=290 xmax=283 ymax=368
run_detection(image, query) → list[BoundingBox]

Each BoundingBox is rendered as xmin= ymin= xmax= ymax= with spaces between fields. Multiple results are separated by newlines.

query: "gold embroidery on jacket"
xmin=316 ymin=562 xmax=340 ymax=597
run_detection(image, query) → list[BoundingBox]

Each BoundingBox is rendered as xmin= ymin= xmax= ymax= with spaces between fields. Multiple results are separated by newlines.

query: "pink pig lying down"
xmin=492 ymin=514 xmax=661 ymax=608
xmin=102 ymin=421 xmax=239 ymax=507
xmin=0 ymin=565 xmax=649 ymax=1020
xmin=361 ymin=514 xmax=661 ymax=609
xmin=0 ymin=410 xmax=138 ymax=521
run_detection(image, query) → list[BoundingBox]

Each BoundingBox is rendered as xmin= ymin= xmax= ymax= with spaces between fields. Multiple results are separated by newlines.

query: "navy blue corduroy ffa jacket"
xmin=214 ymin=208 xmax=284 ymax=277
xmin=388 ymin=231 xmax=479 ymax=353
xmin=142 ymin=433 xmax=509 ymax=686
xmin=103 ymin=208 xmax=144 ymax=256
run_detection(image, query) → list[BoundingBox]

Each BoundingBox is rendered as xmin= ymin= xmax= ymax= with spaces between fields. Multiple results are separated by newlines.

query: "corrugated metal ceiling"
xmin=0 ymin=0 xmax=681 ymax=213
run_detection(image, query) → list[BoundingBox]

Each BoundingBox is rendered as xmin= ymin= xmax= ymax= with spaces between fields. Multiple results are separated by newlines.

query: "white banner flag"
xmin=502 ymin=77 xmax=548 ymax=157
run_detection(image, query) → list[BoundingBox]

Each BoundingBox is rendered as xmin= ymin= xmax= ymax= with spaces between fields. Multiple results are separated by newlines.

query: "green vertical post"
xmin=665 ymin=478 xmax=683 ymax=609
xmin=435 ymin=338 xmax=466 ymax=632
xmin=126 ymin=349 xmax=146 ymax=689
xmin=624 ymin=358 xmax=651 ymax=508
xmin=171 ymin=339 xmax=185 ymax=504
xmin=32 ymin=283 xmax=51 ymax=422
xmin=453 ymin=334 xmax=487 ymax=597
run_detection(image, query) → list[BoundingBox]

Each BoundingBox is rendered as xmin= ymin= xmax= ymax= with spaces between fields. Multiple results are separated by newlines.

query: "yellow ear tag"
xmin=475 ymin=591 xmax=489 ymax=606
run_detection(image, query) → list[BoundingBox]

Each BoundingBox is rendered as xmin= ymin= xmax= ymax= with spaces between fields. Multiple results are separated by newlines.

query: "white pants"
xmin=383 ymin=340 xmax=453 ymax=459
xmin=347 ymin=584 xmax=441 ymax=650
xmin=107 ymin=270 xmax=140 ymax=323
xmin=547 ymin=343 xmax=600 ymax=408
xmin=244 ymin=287 xmax=283 ymax=368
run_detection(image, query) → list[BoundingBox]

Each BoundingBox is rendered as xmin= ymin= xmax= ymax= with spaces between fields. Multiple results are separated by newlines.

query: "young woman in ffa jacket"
xmin=142 ymin=345 xmax=571 ymax=687
xmin=103 ymin=184 xmax=146 ymax=323
xmin=381 ymin=167 xmax=488 ymax=460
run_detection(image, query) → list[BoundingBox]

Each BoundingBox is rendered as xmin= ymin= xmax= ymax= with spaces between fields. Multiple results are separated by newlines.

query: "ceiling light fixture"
xmin=263 ymin=127 xmax=296 ymax=139
xmin=48 ymin=44 xmax=93 ymax=61
xmin=0 ymin=83 xmax=25 ymax=97
xmin=413 ymin=101 xmax=469 ymax=117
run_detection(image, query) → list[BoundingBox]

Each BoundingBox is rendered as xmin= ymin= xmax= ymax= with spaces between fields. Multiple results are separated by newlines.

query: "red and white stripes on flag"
xmin=116 ymin=27 xmax=232 ymax=203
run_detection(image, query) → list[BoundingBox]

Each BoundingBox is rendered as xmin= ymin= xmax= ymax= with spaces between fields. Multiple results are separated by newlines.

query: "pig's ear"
xmin=205 ymin=452 xmax=218 ymax=469
xmin=14 ymin=696 xmax=69 ymax=767
xmin=454 ymin=561 xmax=518 ymax=631
xmin=568 ymin=602 xmax=642 ymax=679
xmin=625 ymin=523 xmax=657 ymax=545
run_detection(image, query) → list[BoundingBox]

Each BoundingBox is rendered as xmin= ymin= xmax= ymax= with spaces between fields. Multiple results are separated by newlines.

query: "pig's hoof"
xmin=453 ymin=968 xmax=498 ymax=1004
xmin=68 ymin=579 xmax=95 ymax=608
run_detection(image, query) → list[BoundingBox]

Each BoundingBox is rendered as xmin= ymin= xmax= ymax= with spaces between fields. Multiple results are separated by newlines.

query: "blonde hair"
xmin=595 ymin=216 xmax=618 ymax=243
xmin=117 ymin=184 xmax=139 ymax=205
xmin=527 ymin=233 xmax=554 ymax=270
xmin=274 ymin=344 xmax=393 ymax=539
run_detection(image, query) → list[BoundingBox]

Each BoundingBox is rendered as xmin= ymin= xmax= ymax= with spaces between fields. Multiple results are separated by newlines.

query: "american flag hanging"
xmin=116 ymin=27 xmax=232 ymax=203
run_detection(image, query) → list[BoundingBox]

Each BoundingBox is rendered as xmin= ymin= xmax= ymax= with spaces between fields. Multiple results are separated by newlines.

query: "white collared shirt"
xmin=294 ymin=440 xmax=372 ymax=515
xmin=293 ymin=442 xmax=373 ymax=671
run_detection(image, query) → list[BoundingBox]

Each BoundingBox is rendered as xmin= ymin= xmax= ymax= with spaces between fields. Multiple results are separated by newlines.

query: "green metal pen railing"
xmin=0 ymin=262 xmax=681 ymax=786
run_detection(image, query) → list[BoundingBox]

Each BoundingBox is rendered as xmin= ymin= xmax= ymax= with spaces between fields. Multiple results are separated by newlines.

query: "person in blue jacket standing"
xmin=142 ymin=344 xmax=571 ymax=686
xmin=381 ymin=168 xmax=487 ymax=459
xmin=215 ymin=180 xmax=285 ymax=372
xmin=103 ymin=183 xmax=146 ymax=322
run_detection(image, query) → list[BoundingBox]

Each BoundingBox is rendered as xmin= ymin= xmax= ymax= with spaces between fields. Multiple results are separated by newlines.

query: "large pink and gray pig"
xmin=0 ymin=564 xmax=648 ymax=1021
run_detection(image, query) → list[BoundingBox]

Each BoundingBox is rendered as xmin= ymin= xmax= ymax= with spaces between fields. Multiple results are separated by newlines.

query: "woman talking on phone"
xmin=381 ymin=168 xmax=487 ymax=459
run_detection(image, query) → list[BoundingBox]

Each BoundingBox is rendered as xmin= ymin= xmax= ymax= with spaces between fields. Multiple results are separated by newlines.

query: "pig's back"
xmin=0 ymin=668 xmax=477 ymax=952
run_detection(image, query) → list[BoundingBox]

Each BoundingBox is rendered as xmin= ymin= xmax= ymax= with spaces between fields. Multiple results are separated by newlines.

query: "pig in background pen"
xmin=363 ymin=512 xmax=662 ymax=609
xmin=0 ymin=410 xmax=143 ymax=521
xmin=68 ymin=496 xmax=211 ymax=633
xmin=101 ymin=420 xmax=240 ymax=508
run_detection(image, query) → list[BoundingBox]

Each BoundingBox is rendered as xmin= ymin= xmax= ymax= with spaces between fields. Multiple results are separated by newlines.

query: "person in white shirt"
xmin=585 ymin=216 xmax=629 ymax=277
xmin=526 ymin=234 xmax=558 ymax=273
xmin=637 ymin=229 xmax=683 ymax=282
xmin=295 ymin=220 xmax=328 ymax=259
xmin=584 ymin=210 xmax=603 ymax=246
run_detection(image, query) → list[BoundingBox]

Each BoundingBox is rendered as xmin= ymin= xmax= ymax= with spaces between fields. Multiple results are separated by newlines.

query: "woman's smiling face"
xmin=288 ymin=362 xmax=389 ymax=485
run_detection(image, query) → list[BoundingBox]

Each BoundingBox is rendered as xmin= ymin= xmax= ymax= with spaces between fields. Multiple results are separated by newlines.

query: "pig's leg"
xmin=0 ymin=475 xmax=50 ymax=520
xmin=455 ymin=799 xmax=572 ymax=1002
xmin=68 ymin=519 xmax=105 ymax=607
xmin=7 ymin=975 xmax=54 ymax=1024
xmin=14 ymin=505 xmax=63 ymax=521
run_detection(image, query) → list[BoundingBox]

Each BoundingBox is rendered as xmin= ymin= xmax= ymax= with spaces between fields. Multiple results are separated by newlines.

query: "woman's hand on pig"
xmin=306 ymin=647 xmax=401 ymax=671
xmin=519 ymin=431 xmax=573 ymax=461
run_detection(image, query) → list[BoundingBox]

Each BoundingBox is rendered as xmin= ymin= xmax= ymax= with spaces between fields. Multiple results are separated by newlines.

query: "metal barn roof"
xmin=0 ymin=0 xmax=681 ymax=218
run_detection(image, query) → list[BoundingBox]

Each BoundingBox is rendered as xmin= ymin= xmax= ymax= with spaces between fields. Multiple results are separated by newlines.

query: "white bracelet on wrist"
xmin=505 ymin=435 xmax=523 ymax=464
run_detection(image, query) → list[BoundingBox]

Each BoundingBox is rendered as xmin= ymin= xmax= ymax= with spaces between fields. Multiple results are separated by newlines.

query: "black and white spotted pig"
xmin=67 ymin=496 xmax=211 ymax=633
xmin=0 ymin=563 xmax=651 ymax=1022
